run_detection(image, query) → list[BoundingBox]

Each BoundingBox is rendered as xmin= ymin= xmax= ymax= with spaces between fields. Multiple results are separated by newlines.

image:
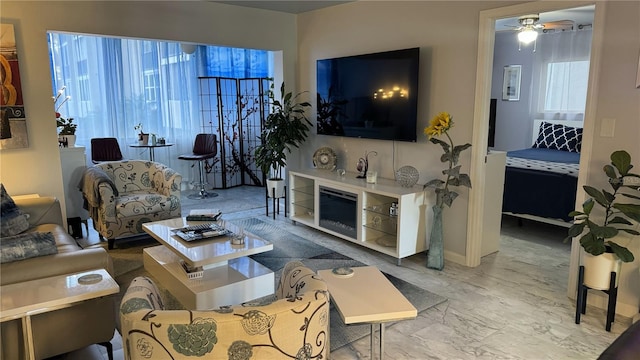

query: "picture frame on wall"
xmin=502 ymin=65 xmax=522 ymax=101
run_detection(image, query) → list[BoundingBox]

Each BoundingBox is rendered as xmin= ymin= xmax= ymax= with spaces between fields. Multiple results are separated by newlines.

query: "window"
xmin=48 ymin=31 xmax=274 ymax=180
xmin=143 ymin=70 xmax=158 ymax=102
xmin=529 ymin=29 xmax=592 ymax=121
xmin=543 ymin=60 xmax=589 ymax=113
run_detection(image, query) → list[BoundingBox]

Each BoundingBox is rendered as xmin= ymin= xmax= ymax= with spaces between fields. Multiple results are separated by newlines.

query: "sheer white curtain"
xmin=529 ymin=28 xmax=593 ymax=122
xmin=48 ymin=33 xmax=271 ymax=185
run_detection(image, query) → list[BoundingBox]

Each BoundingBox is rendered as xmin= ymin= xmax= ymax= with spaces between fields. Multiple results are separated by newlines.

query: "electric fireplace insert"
xmin=318 ymin=186 xmax=358 ymax=239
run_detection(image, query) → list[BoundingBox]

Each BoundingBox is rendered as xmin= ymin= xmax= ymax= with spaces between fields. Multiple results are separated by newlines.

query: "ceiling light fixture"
xmin=517 ymin=27 xmax=538 ymax=44
xmin=516 ymin=15 xmax=542 ymax=51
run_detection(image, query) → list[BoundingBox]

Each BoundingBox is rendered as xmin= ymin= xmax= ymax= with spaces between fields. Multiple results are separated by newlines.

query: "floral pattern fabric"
xmin=120 ymin=262 xmax=329 ymax=359
xmin=88 ymin=160 xmax=181 ymax=247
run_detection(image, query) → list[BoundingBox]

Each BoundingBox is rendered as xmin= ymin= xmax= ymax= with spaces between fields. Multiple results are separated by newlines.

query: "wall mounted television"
xmin=316 ymin=47 xmax=420 ymax=142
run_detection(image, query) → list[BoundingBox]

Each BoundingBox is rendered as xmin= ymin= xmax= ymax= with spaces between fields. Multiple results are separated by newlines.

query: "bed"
xmin=502 ymin=119 xmax=583 ymax=226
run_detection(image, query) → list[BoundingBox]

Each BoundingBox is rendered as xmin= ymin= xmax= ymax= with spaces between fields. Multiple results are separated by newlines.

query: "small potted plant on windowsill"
xmin=255 ymin=81 xmax=312 ymax=198
xmin=53 ymin=86 xmax=77 ymax=147
xmin=56 ymin=113 xmax=77 ymax=147
xmin=565 ymin=150 xmax=640 ymax=289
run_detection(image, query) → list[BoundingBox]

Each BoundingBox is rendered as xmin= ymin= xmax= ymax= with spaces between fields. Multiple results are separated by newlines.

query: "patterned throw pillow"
xmin=0 ymin=184 xmax=30 ymax=237
xmin=0 ymin=231 xmax=58 ymax=264
xmin=532 ymin=122 xmax=583 ymax=153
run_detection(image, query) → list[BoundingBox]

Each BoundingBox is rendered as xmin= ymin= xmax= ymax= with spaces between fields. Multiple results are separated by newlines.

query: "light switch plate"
xmin=600 ymin=118 xmax=616 ymax=137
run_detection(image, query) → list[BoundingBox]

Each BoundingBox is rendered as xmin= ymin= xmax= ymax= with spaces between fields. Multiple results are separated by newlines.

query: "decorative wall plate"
xmin=313 ymin=147 xmax=337 ymax=170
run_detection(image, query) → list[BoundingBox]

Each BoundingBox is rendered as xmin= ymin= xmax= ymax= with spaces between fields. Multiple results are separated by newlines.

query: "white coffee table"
xmin=142 ymin=218 xmax=274 ymax=310
xmin=318 ymin=266 xmax=417 ymax=360
xmin=0 ymin=269 xmax=118 ymax=360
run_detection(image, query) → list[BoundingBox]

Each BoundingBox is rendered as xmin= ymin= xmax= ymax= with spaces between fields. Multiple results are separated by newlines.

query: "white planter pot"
xmin=582 ymin=251 xmax=622 ymax=290
xmin=59 ymin=134 xmax=76 ymax=147
xmin=266 ymin=179 xmax=285 ymax=198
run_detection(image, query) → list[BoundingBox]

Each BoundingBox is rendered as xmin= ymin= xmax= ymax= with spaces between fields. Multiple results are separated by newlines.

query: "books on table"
xmin=186 ymin=209 xmax=222 ymax=221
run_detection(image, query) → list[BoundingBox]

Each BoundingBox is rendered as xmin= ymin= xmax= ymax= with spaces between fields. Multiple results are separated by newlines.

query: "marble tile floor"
xmin=52 ymin=186 xmax=631 ymax=359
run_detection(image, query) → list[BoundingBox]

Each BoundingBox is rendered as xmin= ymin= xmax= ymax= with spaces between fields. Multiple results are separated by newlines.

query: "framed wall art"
xmin=502 ymin=64 xmax=522 ymax=101
xmin=0 ymin=23 xmax=29 ymax=149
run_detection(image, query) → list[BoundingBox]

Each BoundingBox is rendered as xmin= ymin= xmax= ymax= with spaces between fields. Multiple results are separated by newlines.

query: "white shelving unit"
xmin=289 ymin=169 xmax=429 ymax=265
xmin=59 ymin=146 xmax=89 ymax=221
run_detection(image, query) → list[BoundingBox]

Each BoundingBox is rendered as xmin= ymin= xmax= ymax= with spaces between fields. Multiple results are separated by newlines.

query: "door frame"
xmin=466 ymin=1 xmax=605 ymax=298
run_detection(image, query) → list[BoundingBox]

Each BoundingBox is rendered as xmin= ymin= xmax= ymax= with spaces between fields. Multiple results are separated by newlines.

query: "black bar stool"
xmin=178 ymin=134 xmax=218 ymax=199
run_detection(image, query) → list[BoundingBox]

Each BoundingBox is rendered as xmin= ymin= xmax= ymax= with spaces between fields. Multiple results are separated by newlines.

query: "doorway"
xmin=492 ymin=7 xmax=593 ymax=227
xmin=467 ymin=1 xmax=605 ymax=299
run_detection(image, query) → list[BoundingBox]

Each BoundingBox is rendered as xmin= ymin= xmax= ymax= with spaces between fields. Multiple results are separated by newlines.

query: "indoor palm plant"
xmin=254 ymin=81 xmax=312 ymax=198
xmin=565 ymin=150 xmax=640 ymax=288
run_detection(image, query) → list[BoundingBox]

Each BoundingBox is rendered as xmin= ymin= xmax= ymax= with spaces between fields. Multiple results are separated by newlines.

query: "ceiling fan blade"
xmin=504 ymin=24 xmax=521 ymax=30
xmin=542 ymin=20 xmax=575 ymax=30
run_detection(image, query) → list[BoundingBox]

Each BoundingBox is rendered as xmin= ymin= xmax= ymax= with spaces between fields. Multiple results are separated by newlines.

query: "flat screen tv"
xmin=316 ymin=47 xmax=420 ymax=142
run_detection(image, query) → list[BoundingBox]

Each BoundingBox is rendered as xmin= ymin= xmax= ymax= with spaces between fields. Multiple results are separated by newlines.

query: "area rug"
xmin=109 ymin=217 xmax=446 ymax=351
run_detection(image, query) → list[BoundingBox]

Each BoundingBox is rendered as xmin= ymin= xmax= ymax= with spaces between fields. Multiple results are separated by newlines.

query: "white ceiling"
xmin=214 ymin=2 xmax=593 ymax=31
xmin=495 ymin=5 xmax=595 ymax=32
xmin=213 ymin=1 xmax=353 ymax=14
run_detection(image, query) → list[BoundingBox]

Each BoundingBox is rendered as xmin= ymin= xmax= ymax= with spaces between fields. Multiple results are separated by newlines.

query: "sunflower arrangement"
xmin=423 ymin=112 xmax=472 ymax=207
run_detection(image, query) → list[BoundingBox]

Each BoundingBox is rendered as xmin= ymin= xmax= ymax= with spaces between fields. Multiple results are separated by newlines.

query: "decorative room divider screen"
xmin=198 ymin=77 xmax=269 ymax=189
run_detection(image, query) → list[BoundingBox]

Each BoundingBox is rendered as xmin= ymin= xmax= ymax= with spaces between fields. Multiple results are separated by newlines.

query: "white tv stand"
xmin=289 ymin=169 xmax=430 ymax=265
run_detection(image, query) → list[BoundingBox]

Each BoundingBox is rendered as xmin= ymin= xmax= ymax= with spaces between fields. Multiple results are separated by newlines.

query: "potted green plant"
xmin=56 ymin=116 xmax=76 ymax=135
xmin=565 ymin=150 xmax=640 ymax=289
xmin=254 ymin=81 xmax=312 ymax=198
xmin=53 ymin=86 xmax=77 ymax=146
xmin=56 ymin=114 xmax=77 ymax=147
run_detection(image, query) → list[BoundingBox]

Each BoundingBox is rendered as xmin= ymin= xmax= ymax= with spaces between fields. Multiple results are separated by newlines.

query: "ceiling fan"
xmin=508 ymin=14 xmax=575 ymax=50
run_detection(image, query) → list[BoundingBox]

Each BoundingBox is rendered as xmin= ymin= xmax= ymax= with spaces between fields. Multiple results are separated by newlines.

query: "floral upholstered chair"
xmin=81 ymin=160 xmax=181 ymax=249
xmin=120 ymin=261 xmax=329 ymax=359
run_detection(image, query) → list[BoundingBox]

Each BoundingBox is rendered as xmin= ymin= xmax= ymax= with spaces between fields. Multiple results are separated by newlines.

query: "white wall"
xmin=491 ymin=31 xmax=536 ymax=151
xmin=0 ymin=1 xmax=297 ymax=217
xmin=297 ymin=0 xmax=640 ymax=314
xmin=583 ymin=0 xmax=640 ymax=316
xmin=296 ymin=1 xmax=523 ymax=260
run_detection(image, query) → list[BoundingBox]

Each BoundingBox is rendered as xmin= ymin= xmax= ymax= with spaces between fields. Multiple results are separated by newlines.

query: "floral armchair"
xmin=120 ymin=261 xmax=329 ymax=359
xmin=81 ymin=160 xmax=181 ymax=249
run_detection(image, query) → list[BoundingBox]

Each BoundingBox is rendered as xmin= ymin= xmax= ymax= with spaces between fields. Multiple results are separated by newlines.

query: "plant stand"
xmin=575 ymin=265 xmax=618 ymax=332
xmin=265 ymin=185 xmax=287 ymax=220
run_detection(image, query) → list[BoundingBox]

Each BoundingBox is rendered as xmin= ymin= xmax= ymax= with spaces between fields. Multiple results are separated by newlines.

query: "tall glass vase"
xmin=427 ymin=204 xmax=444 ymax=270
